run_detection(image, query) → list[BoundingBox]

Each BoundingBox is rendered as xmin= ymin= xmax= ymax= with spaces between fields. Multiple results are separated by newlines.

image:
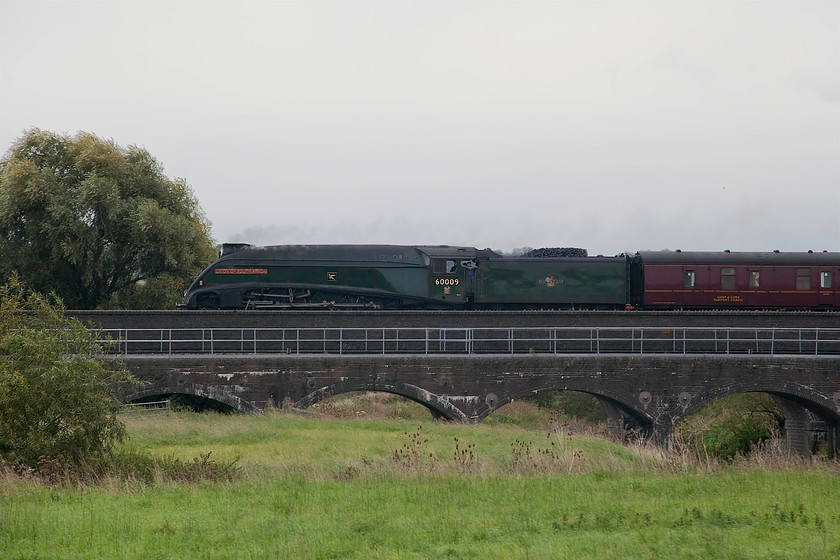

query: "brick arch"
xmin=125 ymin=383 xmax=261 ymax=414
xmin=296 ymin=381 xmax=470 ymax=422
xmin=677 ymin=383 xmax=840 ymax=426
xmin=484 ymin=386 xmax=656 ymax=438
xmin=673 ymin=382 xmax=840 ymax=455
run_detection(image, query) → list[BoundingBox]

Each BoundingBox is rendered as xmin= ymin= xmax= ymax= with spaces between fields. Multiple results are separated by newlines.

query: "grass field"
xmin=1 ymin=399 xmax=839 ymax=559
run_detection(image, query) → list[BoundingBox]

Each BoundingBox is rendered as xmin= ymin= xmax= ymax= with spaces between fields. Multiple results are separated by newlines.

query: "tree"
xmin=0 ymin=276 xmax=136 ymax=470
xmin=0 ymin=129 xmax=216 ymax=308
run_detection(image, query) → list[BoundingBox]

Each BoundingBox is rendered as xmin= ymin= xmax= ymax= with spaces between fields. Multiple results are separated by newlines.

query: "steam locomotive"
xmin=181 ymin=243 xmax=840 ymax=310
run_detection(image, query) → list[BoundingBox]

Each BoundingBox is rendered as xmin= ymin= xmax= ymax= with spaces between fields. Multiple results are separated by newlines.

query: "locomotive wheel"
xmin=328 ymin=294 xmax=364 ymax=307
xmin=376 ymin=298 xmax=400 ymax=310
xmin=319 ymin=293 xmax=399 ymax=310
xmin=196 ymin=292 xmax=220 ymax=309
xmin=243 ymin=288 xmax=316 ymax=308
xmin=308 ymin=292 xmax=330 ymax=305
xmin=241 ymin=288 xmax=399 ymax=310
xmin=285 ymin=288 xmax=311 ymax=303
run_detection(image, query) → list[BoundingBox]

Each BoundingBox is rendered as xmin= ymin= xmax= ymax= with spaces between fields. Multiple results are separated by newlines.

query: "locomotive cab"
xmin=416 ymin=246 xmax=484 ymax=307
xmin=429 ymin=257 xmax=467 ymax=304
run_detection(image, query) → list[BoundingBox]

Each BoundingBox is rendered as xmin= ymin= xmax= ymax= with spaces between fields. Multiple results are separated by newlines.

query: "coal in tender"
xmin=525 ymin=247 xmax=588 ymax=258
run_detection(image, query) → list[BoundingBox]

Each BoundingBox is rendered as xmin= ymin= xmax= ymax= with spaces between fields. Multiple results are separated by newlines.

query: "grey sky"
xmin=1 ymin=0 xmax=838 ymax=255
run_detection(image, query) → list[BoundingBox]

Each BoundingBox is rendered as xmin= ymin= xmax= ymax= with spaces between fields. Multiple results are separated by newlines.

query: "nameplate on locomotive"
xmin=214 ymin=268 xmax=268 ymax=274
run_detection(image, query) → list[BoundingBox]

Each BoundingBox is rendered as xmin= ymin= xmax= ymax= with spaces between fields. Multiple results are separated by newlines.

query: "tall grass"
xmin=2 ymin=394 xmax=834 ymax=487
xmin=2 ymin=405 xmax=839 ymax=559
xmin=111 ymin=401 xmax=837 ymax=482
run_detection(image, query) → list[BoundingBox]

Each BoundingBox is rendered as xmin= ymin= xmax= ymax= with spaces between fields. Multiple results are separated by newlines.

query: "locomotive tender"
xmin=182 ymin=244 xmax=840 ymax=310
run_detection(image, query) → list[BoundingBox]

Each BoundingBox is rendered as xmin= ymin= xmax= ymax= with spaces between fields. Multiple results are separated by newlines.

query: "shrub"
xmin=0 ymin=276 xmax=137 ymax=470
xmin=676 ymin=393 xmax=784 ymax=460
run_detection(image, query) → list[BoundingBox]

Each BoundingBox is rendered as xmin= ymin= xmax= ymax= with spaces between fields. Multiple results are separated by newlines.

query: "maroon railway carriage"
xmin=635 ymin=251 xmax=840 ymax=309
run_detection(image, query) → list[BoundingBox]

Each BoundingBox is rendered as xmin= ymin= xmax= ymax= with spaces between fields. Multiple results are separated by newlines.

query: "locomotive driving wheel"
xmin=243 ymin=288 xmax=320 ymax=309
xmin=196 ymin=292 xmax=220 ymax=309
xmin=314 ymin=292 xmax=399 ymax=310
xmin=241 ymin=287 xmax=399 ymax=309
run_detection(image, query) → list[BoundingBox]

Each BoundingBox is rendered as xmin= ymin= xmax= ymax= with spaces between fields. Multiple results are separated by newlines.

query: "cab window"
xmin=433 ymin=260 xmax=458 ymax=274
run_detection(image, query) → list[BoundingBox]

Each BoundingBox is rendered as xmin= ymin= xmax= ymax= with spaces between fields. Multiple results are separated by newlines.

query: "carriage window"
xmin=749 ymin=271 xmax=760 ymax=288
xmin=796 ymin=268 xmax=811 ymax=290
xmin=683 ymin=270 xmax=695 ymax=287
xmin=721 ymin=268 xmax=736 ymax=290
xmin=821 ymin=271 xmax=832 ymax=288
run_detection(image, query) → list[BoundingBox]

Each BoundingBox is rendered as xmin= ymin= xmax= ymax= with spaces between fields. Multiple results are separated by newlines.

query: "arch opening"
xmin=673 ymin=392 xmax=829 ymax=458
xmin=124 ymin=384 xmax=260 ymax=414
xmin=484 ymin=388 xmax=653 ymax=441
xmin=297 ymin=382 xmax=469 ymax=422
xmin=484 ymin=390 xmax=606 ymax=429
xmin=310 ymin=391 xmax=435 ymax=421
xmin=129 ymin=393 xmax=238 ymax=414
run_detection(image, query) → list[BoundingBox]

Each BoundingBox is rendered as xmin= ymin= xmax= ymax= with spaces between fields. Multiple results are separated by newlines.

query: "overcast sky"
xmin=1 ymin=1 xmax=838 ymax=255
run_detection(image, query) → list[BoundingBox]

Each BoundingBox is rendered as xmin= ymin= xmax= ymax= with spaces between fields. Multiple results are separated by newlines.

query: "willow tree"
xmin=0 ymin=129 xmax=216 ymax=308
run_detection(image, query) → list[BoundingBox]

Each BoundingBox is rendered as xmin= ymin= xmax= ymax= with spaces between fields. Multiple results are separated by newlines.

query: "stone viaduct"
xmin=119 ymin=353 xmax=840 ymax=455
xmin=71 ymin=310 xmax=840 ymax=455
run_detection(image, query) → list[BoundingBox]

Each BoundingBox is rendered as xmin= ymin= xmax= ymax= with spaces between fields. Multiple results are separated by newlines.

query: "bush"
xmin=0 ymin=276 xmax=137 ymax=470
xmin=675 ymin=393 xmax=784 ymax=460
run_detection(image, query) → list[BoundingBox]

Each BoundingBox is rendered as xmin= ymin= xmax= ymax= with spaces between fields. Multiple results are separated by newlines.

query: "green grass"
xmin=1 ymin=409 xmax=839 ymax=559
xmin=118 ymin=409 xmax=642 ymax=478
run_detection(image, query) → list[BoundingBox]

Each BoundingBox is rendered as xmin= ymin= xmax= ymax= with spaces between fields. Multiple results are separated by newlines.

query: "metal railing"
xmin=94 ymin=326 xmax=840 ymax=357
xmin=120 ymin=399 xmax=171 ymax=415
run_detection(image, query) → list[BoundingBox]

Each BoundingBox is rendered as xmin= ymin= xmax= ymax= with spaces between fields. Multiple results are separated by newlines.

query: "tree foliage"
xmin=0 ymin=129 xmax=216 ymax=308
xmin=0 ymin=276 xmax=137 ymax=470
